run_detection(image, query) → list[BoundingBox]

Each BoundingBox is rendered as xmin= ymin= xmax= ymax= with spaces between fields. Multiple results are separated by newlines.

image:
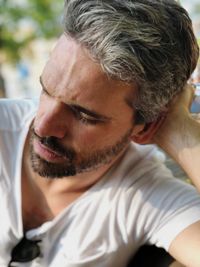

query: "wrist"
xmin=155 ymin=113 xmax=200 ymax=163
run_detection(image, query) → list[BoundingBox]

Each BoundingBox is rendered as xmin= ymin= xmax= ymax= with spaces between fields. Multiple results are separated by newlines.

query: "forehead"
xmin=41 ymin=34 xmax=136 ymax=117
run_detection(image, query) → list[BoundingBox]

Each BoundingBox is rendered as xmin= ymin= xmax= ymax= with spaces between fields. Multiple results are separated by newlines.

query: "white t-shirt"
xmin=1 ymin=98 xmax=200 ymax=267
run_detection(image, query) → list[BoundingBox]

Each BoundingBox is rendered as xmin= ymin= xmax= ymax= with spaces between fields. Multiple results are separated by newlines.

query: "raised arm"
xmin=154 ymin=84 xmax=200 ymax=267
xmin=154 ymin=84 xmax=200 ymax=191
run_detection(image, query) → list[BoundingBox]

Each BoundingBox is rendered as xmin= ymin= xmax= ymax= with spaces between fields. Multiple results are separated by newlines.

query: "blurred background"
xmin=0 ymin=0 xmax=200 ymax=98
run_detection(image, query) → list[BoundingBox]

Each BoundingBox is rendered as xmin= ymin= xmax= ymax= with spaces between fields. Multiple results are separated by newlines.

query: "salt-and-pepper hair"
xmin=63 ymin=0 xmax=199 ymax=123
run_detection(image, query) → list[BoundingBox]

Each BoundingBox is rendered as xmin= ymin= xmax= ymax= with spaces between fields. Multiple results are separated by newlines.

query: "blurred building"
xmin=2 ymin=39 xmax=56 ymax=98
xmin=0 ymin=0 xmax=62 ymax=98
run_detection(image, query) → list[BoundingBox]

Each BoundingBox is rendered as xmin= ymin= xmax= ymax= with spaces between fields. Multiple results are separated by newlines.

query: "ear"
xmin=131 ymin=116 xmax=165 ymax=145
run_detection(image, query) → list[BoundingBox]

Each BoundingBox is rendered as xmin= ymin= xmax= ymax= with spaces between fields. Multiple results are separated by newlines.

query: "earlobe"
xmin=131 ymin=116 xmax=165 ymax=145
xmin=131 ymin=122 xmax=156 ymax=144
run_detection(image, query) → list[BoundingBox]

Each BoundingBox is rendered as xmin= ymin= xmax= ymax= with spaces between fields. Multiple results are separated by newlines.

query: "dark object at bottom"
xmin=127 ymin=245 xmax=174 ymax=267
xmin=8 ymin=236 xmax=41 ymax=267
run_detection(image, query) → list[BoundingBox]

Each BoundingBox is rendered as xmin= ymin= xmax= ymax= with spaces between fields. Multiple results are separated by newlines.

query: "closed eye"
xmin=71 ymin=108 xmax=100 ymax=125
xmin=39 ymin=76 xmax=111 ymax=125
xmin=70 ymin=104 xmax=110 ymax=125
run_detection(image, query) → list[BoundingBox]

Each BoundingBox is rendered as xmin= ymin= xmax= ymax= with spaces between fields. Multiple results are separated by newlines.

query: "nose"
xmin=34 ymin=100 xmax=71 ymax=139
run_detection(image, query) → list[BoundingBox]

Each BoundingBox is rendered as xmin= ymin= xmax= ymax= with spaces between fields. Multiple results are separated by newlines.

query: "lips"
xmin=33 ymin=139 xmax=64 ymax=162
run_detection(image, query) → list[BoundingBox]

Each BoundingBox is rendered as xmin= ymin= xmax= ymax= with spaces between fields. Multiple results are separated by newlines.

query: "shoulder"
xmin=117 ymin=142 xmax=167 ymax=185
xmin=121 ymin=143 xmax=198 ymax=204
xmin=0 ymin=98 xmax=38 ymax=131
xmin=118 ymin=144 xmax=200 ymax=251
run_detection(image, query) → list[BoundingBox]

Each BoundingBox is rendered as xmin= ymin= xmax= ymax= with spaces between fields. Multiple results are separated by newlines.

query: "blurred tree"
xmin=0 ymin=0 xmax=63 ymax=63
xmin=193 ymin=3 xmax=200 ymax=14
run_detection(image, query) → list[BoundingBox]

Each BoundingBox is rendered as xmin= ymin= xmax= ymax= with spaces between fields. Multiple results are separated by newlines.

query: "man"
xmin=1 ymin=0 xmax=200 ymax=266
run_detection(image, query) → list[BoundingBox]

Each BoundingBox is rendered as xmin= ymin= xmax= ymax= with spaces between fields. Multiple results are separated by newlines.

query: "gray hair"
xmin=63 ymin=0 xmax=199 ymax=123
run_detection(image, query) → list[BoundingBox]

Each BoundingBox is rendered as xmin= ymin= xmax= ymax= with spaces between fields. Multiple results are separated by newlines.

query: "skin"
xmin=169 ymin=262 xmax=185 ymax=267
xmin=22 ymin=34 xmax=145 ymax=229
xmin=153 ymin=85 xmax=200 ymax=267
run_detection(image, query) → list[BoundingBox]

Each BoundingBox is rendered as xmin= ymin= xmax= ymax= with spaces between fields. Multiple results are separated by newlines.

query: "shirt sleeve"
xmin=137 ymin=164 xmax=200 ymax=251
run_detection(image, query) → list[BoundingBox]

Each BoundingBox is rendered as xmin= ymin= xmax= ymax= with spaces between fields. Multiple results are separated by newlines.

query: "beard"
xmin=29 ymin=125 xmax=132 ymax=179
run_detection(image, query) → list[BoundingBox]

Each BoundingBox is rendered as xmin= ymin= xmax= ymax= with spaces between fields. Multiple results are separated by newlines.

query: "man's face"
xmin=30 ymin=34 xmax=138 ymax=178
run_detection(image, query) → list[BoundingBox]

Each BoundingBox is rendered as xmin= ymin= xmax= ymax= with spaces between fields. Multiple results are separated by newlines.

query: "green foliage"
xmin=0 ymin=0 xmax=63 ymax=63
xmin=1 ymin=0 xmax=199 ymax=64
xmin=193 ymin=3 xmax=200 ymax=14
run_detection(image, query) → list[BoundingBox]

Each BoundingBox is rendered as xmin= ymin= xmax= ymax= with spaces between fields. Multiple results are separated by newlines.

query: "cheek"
xmin=73 ymin=128 xmax=103 ymax=149
xmin=72 ymin=125 xmax=120 ymax=152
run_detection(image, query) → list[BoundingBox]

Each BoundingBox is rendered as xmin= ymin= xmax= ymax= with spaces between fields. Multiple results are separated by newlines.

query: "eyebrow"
xmin=39 ymin=76 xmax=111 ymax=122
xmin=70 ymin=104 xmax=111 ymax=121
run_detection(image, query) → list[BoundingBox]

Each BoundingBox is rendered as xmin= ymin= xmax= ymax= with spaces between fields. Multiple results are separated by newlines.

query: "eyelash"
xmin=42 ymin=89 xmax=99 ymax=125
xmin=73 ymin=110 xmax=99 ymax=125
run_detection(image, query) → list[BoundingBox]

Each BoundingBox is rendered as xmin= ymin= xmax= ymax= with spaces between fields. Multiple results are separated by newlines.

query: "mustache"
xmin=32 ymin=128 xmax=75 ymax=161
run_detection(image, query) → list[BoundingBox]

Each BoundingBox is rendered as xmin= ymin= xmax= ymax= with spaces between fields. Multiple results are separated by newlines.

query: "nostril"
xmin=34 ymin=102 xmax=71 ymax=139
xmin=34 ymin=118 xmax=67 ymax=139
xmin=33 ymin=127 xmax=42 ymax=139
xmin=33 ymin=119 xmax=48 ymax=138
